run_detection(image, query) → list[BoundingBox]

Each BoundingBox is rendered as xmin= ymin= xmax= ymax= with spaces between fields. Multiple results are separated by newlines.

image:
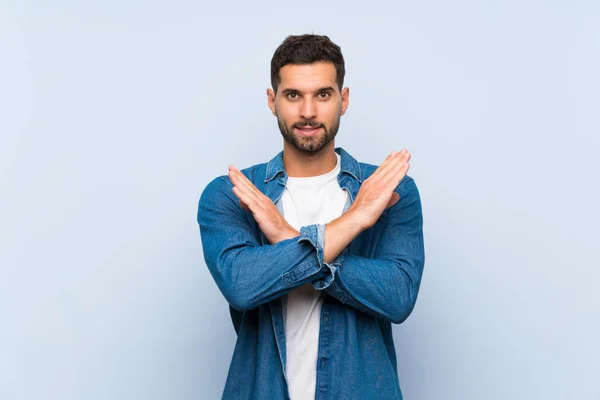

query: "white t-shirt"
xmin=281 ymin=152 xmax=349 ymax=400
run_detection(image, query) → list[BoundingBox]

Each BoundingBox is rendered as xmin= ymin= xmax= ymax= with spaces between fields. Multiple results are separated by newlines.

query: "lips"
xmin=294 ymin=126 xmax=322 ymax=136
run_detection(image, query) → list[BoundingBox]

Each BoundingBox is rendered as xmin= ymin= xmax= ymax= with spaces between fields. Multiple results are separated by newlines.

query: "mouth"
xmin=294 ymin=126 xmax=322 ymax=136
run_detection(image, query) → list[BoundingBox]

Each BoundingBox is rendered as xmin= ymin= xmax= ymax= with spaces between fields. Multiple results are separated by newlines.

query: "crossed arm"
xmin=197 ymin=150 xmax=424 ymax=323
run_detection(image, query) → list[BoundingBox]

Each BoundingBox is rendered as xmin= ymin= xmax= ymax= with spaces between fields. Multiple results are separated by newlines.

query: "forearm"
xmin=323 ymin=253 xmax=424 ymax=323
xmin=212 ymin=232 xmax=330 ymax=311
xmin=274 ymin=227 xmax=301 ymax=244
xmin=323 ymin=209 xmax=364 ymax=264
xmin=199 ymin=177 xmax=333 ymax=312
xmin=318 ymin=177 xmax=425 ymax=324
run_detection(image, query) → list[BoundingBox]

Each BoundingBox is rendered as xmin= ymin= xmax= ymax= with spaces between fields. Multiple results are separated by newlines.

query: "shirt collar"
xmin=264 ymin=146 xmax=362 ymax=183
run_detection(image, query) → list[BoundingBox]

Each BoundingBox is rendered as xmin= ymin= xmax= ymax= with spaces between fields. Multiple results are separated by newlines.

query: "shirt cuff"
xmin=297 ymin=223 xmax=341 ymax=291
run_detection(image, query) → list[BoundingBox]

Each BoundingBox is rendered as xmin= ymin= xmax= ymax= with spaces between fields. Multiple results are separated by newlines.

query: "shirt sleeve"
xmin=311 ymin=176 xmax=425 ymax=324
xmin=197 ymin=175 xmax=336 ymax=312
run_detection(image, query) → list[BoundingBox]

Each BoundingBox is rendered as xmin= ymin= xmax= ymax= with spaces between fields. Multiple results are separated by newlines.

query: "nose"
xmin=300 ymin=97 xmax=317 ymax=120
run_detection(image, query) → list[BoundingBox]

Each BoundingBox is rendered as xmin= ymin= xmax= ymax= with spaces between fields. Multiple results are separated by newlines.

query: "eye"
xmin=287 ymin=93 xmax=298 ymax=100
xmin=318 ymin=92 xmax=330 ymax=99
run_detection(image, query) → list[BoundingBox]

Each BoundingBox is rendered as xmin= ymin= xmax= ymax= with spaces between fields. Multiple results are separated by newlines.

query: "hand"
xmin=228 ymin=165 xmax=300 ymax=244
xmin=347 ymin=149 xmax=411 ymax=231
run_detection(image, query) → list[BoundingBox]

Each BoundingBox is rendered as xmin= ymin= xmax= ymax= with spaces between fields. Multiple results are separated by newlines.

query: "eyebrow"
xmin=281 ymin=86 xmax=336 ymax=95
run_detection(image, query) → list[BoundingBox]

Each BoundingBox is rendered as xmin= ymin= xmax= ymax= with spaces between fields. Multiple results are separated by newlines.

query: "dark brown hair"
xmin=270 ymin=34 xmax=345 ymax=93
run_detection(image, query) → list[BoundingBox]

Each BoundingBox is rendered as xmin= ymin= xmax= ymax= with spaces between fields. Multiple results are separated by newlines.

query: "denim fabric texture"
xmin=197 ymin=147 xmax=425 ymax=400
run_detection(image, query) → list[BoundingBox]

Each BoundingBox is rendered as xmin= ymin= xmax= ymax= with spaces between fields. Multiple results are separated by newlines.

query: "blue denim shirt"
xmin=197 ymin=147 xmax=425 ymax=400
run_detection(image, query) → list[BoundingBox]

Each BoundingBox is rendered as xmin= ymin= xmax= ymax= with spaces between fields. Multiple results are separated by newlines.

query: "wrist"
xmin=344 ymin=207 xmax=368 ymax=233
xmin=278 ymin=226 xmax=300 ymax=243
xmin=323 ymin=210 xmax=364 ymax=264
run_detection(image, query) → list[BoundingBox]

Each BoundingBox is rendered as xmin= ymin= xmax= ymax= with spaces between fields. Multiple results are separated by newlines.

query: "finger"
xmin=374 ymin=149 xmax=407 ymax=181
xmin=229 ymin=166 xmax=262 ymax=197
xmin=230 ymin=186 xmax=252 ymax=212
xmin=231 ymin=178 xmax=261 ymax=208
xmin=382 ymin=152 xmax=411 ymax=188
xmin=239 ymin=199 xmax=251 ymax=213
xmin=229 ymin=166 xmax=255 ymax=188
xmin=232 ymin=186 xmax=257 ymax=213
xmin=228 ymin=167 xmax=259 ymax=199
xmin=379 ymin=149 xmax=404 ymax=170
xmin=386 ymin=192 xmax=400 ymax=209
xmin=229 ymin=168 xmax=269 ymax=215
xmin=374 ymin=151 xmax=400 ymax=174
xmin=373 ymin=149 xmax=407 ymax=179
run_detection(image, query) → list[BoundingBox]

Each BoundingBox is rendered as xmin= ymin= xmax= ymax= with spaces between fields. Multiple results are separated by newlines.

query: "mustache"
xmin=292 ymin=120 xmax=324 ymax=129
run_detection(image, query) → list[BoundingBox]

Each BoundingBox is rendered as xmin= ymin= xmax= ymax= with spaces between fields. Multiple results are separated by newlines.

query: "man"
xmin=197 ymin=34 xmax=425 ymax=400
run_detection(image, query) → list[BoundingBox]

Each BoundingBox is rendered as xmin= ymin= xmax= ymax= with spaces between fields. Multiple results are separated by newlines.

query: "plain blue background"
xmin=1 ymin=1 xmax=599 ymax=399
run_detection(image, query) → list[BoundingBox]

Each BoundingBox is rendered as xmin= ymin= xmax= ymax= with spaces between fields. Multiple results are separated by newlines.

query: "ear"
xmin=266 ymin=88 xmax=277 ymax=116
xmin=340 ymin=87 xmax=350 ymax=115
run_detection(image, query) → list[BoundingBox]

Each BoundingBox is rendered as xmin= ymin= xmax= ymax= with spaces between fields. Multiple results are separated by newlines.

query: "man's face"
xmin=267 ymin=62 xmax=349 ymax=154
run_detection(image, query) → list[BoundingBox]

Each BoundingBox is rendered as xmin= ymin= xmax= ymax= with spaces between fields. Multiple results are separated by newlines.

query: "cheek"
xmin=276 ymin=103 xmax=298 ymax=122
xmin=320 ymin=104 xmax=340 ymax=123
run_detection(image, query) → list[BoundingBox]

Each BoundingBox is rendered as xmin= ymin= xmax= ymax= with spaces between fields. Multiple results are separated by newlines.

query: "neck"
xmin=282 ymin=141 xmax=337 ymax=178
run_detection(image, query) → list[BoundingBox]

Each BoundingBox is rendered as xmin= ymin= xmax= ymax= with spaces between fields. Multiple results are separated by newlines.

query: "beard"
xmin=277 ymin=114 xmax=341 ymax=154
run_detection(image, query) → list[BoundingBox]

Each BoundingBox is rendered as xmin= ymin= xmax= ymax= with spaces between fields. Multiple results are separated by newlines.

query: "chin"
xmin=297 ymin=140 xmax=330 ymax=153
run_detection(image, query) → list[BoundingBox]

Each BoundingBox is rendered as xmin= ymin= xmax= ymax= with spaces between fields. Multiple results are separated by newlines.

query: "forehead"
xmin=278 ymin=62 xmax=337 ymax=92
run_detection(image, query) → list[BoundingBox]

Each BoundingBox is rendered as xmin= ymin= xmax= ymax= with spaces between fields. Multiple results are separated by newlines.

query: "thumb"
xmin=386 ymin=193 xmax=400 ymax=209
xmin=239 ymin=199 xmax=251 ymax=213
